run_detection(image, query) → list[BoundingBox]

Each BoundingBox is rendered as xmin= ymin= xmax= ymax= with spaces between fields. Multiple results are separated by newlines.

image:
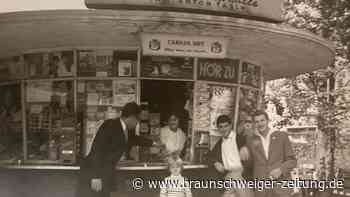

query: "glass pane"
xmin=236 ymin=88 xmax=260 ymax=137
xmin=49 ymin=51 xmax=76 ymax=77
xmin=0 ymin=84 xmax=23 ymax=160
xmin=241 ymin=62 xmax=261 ymax=88
xmin=78 ymin=50 xmax=115 ymax=77
xmin=79 ymin=80 xmax=137 ymax=156
xmin=26 ymin=80 xmax=76 ymax=163
xmin=114 ymin=50 xmax=138 ymax=77
xmin=0 ymin=56 xmax=25 ymax=81
xmin=25 ymin=51 xmax=76 ymax=78
xmin=24 ymin=53 xmax=50 ymax=78
xmin=192 ymin=82 xmax=237 ymax=163
xmin=141 ymin=56 xmax=194 ymax=79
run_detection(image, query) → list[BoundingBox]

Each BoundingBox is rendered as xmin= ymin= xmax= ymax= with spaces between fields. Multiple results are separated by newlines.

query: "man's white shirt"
xmin=221 ymin=131 xmax=243 ymax=171
xmin=255 ymin=129 xmax=275 ymax=159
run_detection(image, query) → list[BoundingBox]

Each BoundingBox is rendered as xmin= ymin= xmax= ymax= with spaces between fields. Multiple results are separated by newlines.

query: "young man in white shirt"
xmin=246 ymin=110 xmax=296 ymax=197
xmin=206 ymin=115 xmax=253 ymax=197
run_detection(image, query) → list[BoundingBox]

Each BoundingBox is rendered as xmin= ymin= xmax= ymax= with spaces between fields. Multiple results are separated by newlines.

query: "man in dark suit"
xmin=206 ymin=115 xmax=253 ymax=197
xmin=246 ymin=110 xmax=296 ymax=197
xmin=77 ymin=102 xmax=158 ymax=197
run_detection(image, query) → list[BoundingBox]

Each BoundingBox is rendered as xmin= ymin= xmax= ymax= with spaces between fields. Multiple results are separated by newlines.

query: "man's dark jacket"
xmin=77 ymin=118 xmax=153 ymax=197
xmin=206 ymin=132 xmax=253 ymax=181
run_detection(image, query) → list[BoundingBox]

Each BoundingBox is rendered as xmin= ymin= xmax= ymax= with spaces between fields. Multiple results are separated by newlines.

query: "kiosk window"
xmin=26 ymin=80 xmax=76 ymax=162
xmin=0 ymin=84 xmax=22 ymax=160
xmin=139 ymin=80 xmax=193 ymax=162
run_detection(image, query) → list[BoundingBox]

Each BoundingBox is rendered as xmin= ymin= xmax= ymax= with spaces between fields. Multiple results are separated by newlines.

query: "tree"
xmin=267 ymin=0 xmax=350 ymax=184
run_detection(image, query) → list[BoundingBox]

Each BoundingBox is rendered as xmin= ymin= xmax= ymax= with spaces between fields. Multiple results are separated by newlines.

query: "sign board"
xmin=141 ymin=33 xmax=228 ymax=58
xmin=197 ymin=58 xmax=239 ymax=83
xmin=85 ymin=0 xmax=284 ymax=22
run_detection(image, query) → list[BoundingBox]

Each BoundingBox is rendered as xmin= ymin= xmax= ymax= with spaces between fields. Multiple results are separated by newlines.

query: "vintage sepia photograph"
xmin=0 ymin=1 xmax=349 ymax=197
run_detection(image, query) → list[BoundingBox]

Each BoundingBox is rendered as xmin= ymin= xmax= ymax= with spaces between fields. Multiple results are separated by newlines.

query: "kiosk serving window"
xmin=0 ymin=48 xmax=263 ymax=166
xmin=140 ymin=80 xmax=193 ymax=162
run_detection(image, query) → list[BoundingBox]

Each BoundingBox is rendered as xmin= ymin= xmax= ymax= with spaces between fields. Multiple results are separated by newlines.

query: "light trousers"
xmin=222 ymin=170 xmax=254 ymax=197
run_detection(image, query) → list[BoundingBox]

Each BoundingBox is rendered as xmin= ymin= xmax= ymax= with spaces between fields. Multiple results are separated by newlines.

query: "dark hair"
xmin=216 ymin=115 xmax=232 ymax=126
xmin=167 ymin=112 xmax=181 ymax=121
xmin=252 ymin=110 xmax=269 ymax=120
xmin=121 ymin=102 xmax=141 ymax=118
xmin=52 ymin=56 xmax=60 ymax=62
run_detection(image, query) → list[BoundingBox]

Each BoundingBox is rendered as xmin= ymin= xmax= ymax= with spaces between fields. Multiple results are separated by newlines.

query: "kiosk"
xmin=0 ymin=2 xmax=334 ymax=196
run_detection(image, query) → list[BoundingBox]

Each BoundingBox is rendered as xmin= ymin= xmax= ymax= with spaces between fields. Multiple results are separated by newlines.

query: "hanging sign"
xmin=85 ymin=0 xmax=284 ymax=22
xmin=141 ymin=33 xmax=228 ymax=58
xmin=197 ymin=58 xmax=239 ymax=83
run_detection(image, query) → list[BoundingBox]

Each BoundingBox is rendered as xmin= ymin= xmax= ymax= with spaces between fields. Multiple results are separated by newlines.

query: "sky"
xmin=0 ymin=0 xmax=87 ymax=13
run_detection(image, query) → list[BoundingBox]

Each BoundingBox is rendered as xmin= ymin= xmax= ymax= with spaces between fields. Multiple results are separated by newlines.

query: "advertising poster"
xmin=113 ymin=80 xmax=136 ymax=107
xmin=0 ymin=59 xmax=10 ymax=81
xmin=241 ymin=62 xmax=261 ymax=88
xmin=0 ymin=84 xmax=22 ymax=119
xmin=114 ymin=50 xmax=137 ymax=77
xmin=0 ymin=57 xmax=24 ymax=81
xmin=239 ymin=88 xmax=259 ymax=115
xmin=25 ymin=53 xmax=50 ymax=78
xmin=237 ymin=88 xmax=260 ymax=133
xmin=114 ymin=79 xmax=137 ymax=94
xmin=78 ymin=51 xmax=96 ymax=76
xmin=49 ymin=51 xmax=76 ymax=77
xmin=141 ymin=56 xmax=194 ymax=79
xmin=118 ymin=60 xmax=133 ymax=77
xmin=26 ymin=81 xmax=52 ymax=102
xmin=193 ymin=82 xmax=211 ymax=130
xmin=96 ymin=50 xmax=113 ymax=77
xmin=51 ymin=81 xmax=74 ymax=113
xmin=85 ymin=81 xmax=113 ymax=106
xmin=193 ymin=83 xmax=236 ymax=136
xmin=87 ymin=93 xmax=99 ymax=105
xmin=209 ymin=86 xmax=236 ymax=136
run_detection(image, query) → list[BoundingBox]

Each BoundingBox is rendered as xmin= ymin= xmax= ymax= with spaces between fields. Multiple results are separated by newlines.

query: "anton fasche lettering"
xmin=176 ymin=0 xmax=259 ymax=8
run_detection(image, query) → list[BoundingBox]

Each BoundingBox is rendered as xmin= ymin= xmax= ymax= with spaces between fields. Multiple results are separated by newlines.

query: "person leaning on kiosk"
xmin=206 ymin=115 xmax=253 ymax=197
xmin=77 ymin=102 xmax=161 ymax=197
xmin=246 ymin=110 xmax=297 ymax=197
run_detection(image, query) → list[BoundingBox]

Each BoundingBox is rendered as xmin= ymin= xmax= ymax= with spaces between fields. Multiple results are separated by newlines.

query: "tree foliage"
xmin=266 ymin=0 xmax=350 ymax=179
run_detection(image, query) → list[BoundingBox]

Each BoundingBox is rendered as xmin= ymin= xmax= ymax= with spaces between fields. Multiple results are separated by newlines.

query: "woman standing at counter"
xmin=160 ymin=113 xmax=187 ymax=156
